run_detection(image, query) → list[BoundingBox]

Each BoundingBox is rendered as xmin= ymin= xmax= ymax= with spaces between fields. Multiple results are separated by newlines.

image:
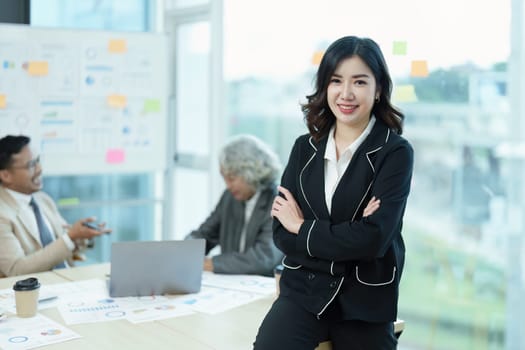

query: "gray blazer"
xmin=0 ymin=186 xmax=74 ymax=277
xmin=186 ymin=184 xmax=283 ymax=276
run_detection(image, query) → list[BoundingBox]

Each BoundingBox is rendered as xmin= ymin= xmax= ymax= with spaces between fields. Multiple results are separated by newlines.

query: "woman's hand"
xmin=363 ymin=196 xmax=381 ymax=217
xmin=271 ymin=186 xmax=304 ymax=234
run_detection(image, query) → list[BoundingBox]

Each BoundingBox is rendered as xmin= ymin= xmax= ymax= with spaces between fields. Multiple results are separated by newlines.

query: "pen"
xmin=38 ymin=295 xmax=58 ymax=303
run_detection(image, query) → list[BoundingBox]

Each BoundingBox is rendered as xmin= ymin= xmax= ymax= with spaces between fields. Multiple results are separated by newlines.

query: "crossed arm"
xmin=271 ymin=185 xmax=380 ymax=235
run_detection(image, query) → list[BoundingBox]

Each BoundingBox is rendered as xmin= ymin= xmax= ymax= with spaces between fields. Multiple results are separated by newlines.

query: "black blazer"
xmin=274 ymin=119 xmax=414 ymax=322
xmin=187 ymin=185 xmax=283 ymax=276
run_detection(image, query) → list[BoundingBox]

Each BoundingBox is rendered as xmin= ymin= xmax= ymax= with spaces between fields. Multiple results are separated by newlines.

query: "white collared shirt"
xmin=239 ymin=190 xmax=261 ymax=253
xmin=324 ymin=116 xmax=376 ymax=214
xmin=5 ymin=188 xmax=75 ymax=251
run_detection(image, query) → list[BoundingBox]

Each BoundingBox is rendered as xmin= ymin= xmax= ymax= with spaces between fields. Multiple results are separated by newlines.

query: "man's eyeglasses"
xmin=10 ymin=155 xmax=41 ymax=171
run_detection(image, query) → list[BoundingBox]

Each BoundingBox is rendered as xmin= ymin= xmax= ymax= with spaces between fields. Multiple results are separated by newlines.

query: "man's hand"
xmin=66 ymin=217 xmax=111 ymax=241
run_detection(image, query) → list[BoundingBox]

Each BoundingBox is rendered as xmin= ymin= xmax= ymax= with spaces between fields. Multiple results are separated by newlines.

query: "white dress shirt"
xmin=238 ymin=190 xmax=261 ymax=252
xmin=324 ymin=116 xmax=376 ymax=214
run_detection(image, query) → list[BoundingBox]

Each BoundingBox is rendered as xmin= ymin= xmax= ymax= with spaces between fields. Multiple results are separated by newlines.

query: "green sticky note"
xmin=144 ymin=99 xmax=161 ymax=113
xmin=58 ymin=197 xmax=80 ymax=206
xmin=392 ymin=41 xmax=407 ymax=55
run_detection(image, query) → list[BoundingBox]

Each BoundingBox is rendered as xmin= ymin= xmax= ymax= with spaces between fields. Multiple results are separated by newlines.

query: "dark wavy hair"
xmin=302 ymin=36 xmax=404 ymax=141
xmin=0 ymin=135 xmax=30 ymax=170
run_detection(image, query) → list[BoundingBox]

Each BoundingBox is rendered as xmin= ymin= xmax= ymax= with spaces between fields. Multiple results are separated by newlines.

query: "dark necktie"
xmin=29 ymin=197 xmax=67 ymax=269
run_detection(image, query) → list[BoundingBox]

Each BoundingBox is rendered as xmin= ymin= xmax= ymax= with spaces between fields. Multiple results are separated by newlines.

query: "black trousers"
xmin=253 ymin=296 xmax=397 ymax=350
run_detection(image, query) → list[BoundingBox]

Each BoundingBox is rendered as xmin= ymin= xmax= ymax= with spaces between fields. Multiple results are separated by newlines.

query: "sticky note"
xmin=43 ymin=131 xmax=57 ymax=138
xmin=311 ymin=50 xmax=324 ymax=65
xmin=392 ymin=41 xmax=407 ymax=55
xmin=107 ymin=94 xmax=127 ymax=108
xmin=106 ymin=149 xmax=125 ymax=164
xmin=393 ymin=85 xmax=418 ymax=103
xmin=0 ymin=94 xmax=6 ymax=109
xmin=28 ymin=61 xmax=49 ymax=76
xmin=143 ymin=99 xmax=161 ymax=113
xmin=57 ymin=197 xmax=80 ymax=206
xmin=108 ymin=39 xmax=127 ymax=53
xmin=411 ymin=60 xmax=429 ymax=77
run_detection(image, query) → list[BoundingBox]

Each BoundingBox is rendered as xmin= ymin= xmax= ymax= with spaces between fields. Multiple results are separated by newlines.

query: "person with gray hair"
xmin=185 ymin=134 xmax=283 ymax=276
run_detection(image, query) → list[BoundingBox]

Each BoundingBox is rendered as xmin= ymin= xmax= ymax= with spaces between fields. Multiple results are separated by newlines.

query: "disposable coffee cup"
xmin=13 ymin=277 xmax=40 ymax=318
xmin=274 ymin=264 xmax=283 ymax=296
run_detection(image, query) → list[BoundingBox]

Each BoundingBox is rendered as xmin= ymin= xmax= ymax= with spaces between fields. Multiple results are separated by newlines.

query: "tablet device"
xmin=109 ymin=239 xmax=205 ymax=297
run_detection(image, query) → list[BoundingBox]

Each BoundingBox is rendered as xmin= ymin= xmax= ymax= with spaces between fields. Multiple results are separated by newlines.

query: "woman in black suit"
xmin=254 ymin=36 xmax=414 ymax=349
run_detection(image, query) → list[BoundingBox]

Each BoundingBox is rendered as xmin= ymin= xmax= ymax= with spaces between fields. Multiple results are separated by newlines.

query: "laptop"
xmin=109 ymin=239 xmax=205 ymax=297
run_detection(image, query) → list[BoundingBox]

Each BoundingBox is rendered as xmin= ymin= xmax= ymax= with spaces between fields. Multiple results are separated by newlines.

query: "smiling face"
xmin=327 ymin=55 xmax=379 ymax=131
xmin=0 ymin=145 xmax=43 ymax=194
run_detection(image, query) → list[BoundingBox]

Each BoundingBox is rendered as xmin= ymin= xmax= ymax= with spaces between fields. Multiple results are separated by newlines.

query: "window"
xmin=31 ymin=0 xmax=149 ymax=31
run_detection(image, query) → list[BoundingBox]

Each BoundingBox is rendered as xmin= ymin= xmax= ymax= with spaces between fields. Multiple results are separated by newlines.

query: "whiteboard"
xmin=0 ymin=24 xmax=168 ymax=175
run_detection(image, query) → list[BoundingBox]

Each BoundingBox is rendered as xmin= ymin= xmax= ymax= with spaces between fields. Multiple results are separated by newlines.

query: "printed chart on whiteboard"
xmin=0 ymin=24 xmax=168 ymax=175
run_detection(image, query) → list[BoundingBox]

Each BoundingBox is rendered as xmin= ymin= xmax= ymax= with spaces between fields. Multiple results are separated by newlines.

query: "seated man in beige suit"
xmin=0 ymin=135 xmax=111 ymax=277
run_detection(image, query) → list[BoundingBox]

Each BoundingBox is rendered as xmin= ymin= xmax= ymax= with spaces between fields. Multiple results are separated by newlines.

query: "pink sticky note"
xmin=105 ymin=149 xmax=125 ymax=164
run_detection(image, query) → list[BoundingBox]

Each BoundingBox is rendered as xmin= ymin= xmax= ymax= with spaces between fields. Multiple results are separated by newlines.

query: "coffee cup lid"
xmin=13 ymin=277 xmax=40 ymax=291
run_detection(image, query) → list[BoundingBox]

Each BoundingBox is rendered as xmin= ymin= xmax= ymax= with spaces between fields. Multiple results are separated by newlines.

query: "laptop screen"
xmin=109 ymin=239 xmax=205 ymax=297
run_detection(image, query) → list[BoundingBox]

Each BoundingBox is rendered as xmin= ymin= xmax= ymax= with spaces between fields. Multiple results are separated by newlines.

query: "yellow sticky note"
xmin=311 ymin=50 xmax=324 ymax=65
xmin=28 ymin=61 xmax=49 ymax=76
xmin=143 ymin=99 xmax=161 ymax=113
xmin=393 ymin=85 xmax=418 ymax=103
xmin=108 ymin=39 xmax=127 ymax=53
xmin=0 ymin=94 xmax=6 ymax=109
xmin=411 ymin=60 xmax=429 ymax=77
xmin=392 ymin=41 xmax=407 ymax=55
xmin=107 ymin=94 xmax=127 ymax=108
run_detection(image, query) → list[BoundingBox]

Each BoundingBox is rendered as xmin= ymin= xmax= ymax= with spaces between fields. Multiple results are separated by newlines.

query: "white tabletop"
xmin=0 ymin=263 xmax=275 ymax=350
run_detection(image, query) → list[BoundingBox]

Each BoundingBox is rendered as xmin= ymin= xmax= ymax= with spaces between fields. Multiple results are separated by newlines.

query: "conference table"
xmin=0 ymin=264 xmax=274 ymax=350
xmin=0 ymin=265 xmax=404 ymax=350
